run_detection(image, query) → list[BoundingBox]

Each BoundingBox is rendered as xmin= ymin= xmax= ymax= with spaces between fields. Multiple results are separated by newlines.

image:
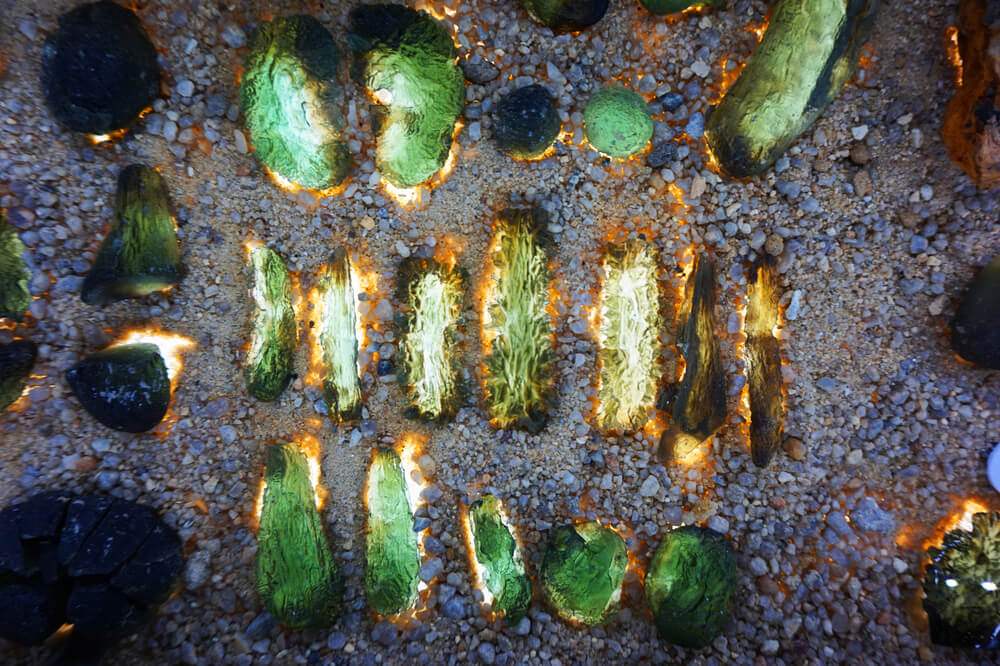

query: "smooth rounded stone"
xmin=493 ymin=84 xmax=561 ymax=160
xmin=0 ymin=210 xmax=31 ymax=320
xmin=644 ymin=525 xmax=736 ymax=648
xmin=539 ymin=522 xmax=627 ymax=625
xmin=0 ymin=340 xmax=37 ymax=412
xmin=584 ymin=86 xmax=653 ymax=159
xmin=989 ymin=444 xmax=1000 ymax=494
xmin=66 ymin=342 xmax=170 ymax=433
xmin=638 ymin=0 xmax=723 ymax=14
xmin=41 ymin=1 xmax=160 ymax=135
xmin=518 ymin=0 xmax=609 ymax=32
xmin=240 ymin=15 xmax=350 ymax=191
xmin=951 ymin=255 xmax=1000 ymax=369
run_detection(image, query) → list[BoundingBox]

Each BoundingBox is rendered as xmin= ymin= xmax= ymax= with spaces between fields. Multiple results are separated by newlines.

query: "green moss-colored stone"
xmin=638 ymin=0 xmax=724 ymax=15
xmin=317 ymin=248 xmax=362 ymax=420
xmin=81 ymin=165 xmax=183 ymax=306
xmin=256 ymin=444 xmax=344 ymax=629
xmin=540 ymin=522 xmax=627 ymax=625
xmin=519 ymin=0 xmax=609 ymax=32
xmin=645 ymin=525 xmax=736 ymax=648
xmin=0 ymin=340 xmax=36 ymax=412
xmin=493 ymin=84 xmax=561 ymax=159
xmin=240 ymin=15 xmax=351 ymax=191
xmin=705 ymin=0 xmax=879 ymax=178
xmin=584 ymin=86 xmax=653 ymax=159
xmin=348 ymin=5 xmax=465 ymax=188
xmin=468 ymin=495 xmax=531 ymax=624
xmin=245 ymin=246 xmax=296 ymax=401
xmin=0 ymin=211 xmax=30 ymax=321
xmin=952 ymin=255 xmax=1000 ymax=370
xmin=365 ymin=448 xmax=420 ymax=615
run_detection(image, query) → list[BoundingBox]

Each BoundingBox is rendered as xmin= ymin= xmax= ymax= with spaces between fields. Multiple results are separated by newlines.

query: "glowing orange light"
xmin=115 ymin=328 xmax=196 ymax=392
xmin=945 ymin=25 xmax=964 ymax=87
xmin=382 ymin=121 xmax=464 ymax=209
xmin=87 ymin=107 xmax=151 ymax=145
xmin=264 ymin=166 xmax=349 ymax=201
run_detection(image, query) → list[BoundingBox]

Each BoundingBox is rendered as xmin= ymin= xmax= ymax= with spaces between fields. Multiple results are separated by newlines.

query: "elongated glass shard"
xmin=81 ymin=165 xmax=183 ymax=305
xmin=0 ymin=340 xmax=36 ymax=412
xmin=658 ymin=253 xmax=726 ymax=460
xmin=597 ymin=239 xmax=663 ymax=431
xmin=0 ymin=211 xmax=30 ymax=321
xmin=256 ymin=444 xmax=343 ymax=629
xmin=316 ymin=249 xmax=363 ymax=420
xmin=396 ymin=257 xmax=466 ymax=422
xmin=365 ymin=448 xmax=420 ymax=615
xmin=519 ymin=0 xmax=609 ymax=32
xmin=705 ymin=0 xmax=879 ymax=177
xmin=744 ymin=258 xmax=784 ymax=467
xmin=952 ymin=255 xmax=1000 ymax=370
xmin=638 ymin=0 xmax=724 ymax=15
xmin=245 ymin=246 xmax=296 ymax=401
xmin=483 ymin=207 xmax=555 ymax=432
xmin=584 ymin=86 xmax=653 ymax=159
xmin=539 ymin=522 xmax=627 ymax=626
xmin=468 ymin=495 xmax=531 ymax=624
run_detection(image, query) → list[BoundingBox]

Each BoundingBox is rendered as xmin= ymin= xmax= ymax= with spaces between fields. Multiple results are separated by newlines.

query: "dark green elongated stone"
xmin=0 ymin=210 xmax=31 ymax=321
xmin=745 ymin=258 xmax=784 ymax=467
xmin=519 ymin=0 xmax=609 ymax=32
xmin=316 ymin=248 xmax=362 ymax=420
xmin=493 ymin=85 xmax=561 ymax=160
xmin=638 ymin=0 xmax=724 ymax=15
xmin=584 ymin=86 xmax=654 ymax=159
xmin=396 ymin=257 xmax=466 ymax=422
xmin=66 ymin=343 xmax=169 ymax=433
xmin=0 ymin=340 xmax=37 ymax=412
xmin=705 ymin=0 xmax=879 ymax=178
xmin=658 ymin=253 xmax=726 ymax=461
xmin=923 ymin=511 xmax=1000 ymax=648
xmin=348 ymin=5 xmax=465 ymax=188
xmin=952 ymin=255 xmax=1000 ymax=370
xmin=256 ymin=444 xmax=344 ymax=629
xmin=245 ymin=246 xmax=296 ymax=401
xmin=540 ymin=522 xmax=627 ymax=626
xmin=468 ymin=495 xmax=531 ymax=624
xmin=644 ymin=525 xmax=736 ymax=648
xmin=365 ymin=448 xmax=420 ymax=615
xmin=81 ymin=165 xmax=183 ymax=306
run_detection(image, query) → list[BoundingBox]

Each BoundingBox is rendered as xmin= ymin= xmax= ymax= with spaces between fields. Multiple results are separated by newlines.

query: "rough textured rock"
xmin=744 ymin=258 xmax=784 ymax=467
xmin=0 ymin=210 xmax=30 ymax=320
xmin=468 ymin=495 xmax=531 ymax=624
xmin=952 ymin=254 xmax=1000 ymax=369
xmin=539 ymin=522 xmax=626 ymax=625
xmin=365 ymin=448 xmax=420 ymax=615
xmin=638 ymin=0 xmax=724 ymax=14
xmin=317 ymin=248 xmax=363 ymax=420
xmin=493 ymin=84 xmax=562 ymax=160
xmin=583 ymin=86 xmax=653 ymax=159
xmin=245 ymin=246 xmax=296 ymax=401
xmin=519 ymin=0 xmax=609 ymax=32
xmin=0 ymin=339 xmax=36 ymax=412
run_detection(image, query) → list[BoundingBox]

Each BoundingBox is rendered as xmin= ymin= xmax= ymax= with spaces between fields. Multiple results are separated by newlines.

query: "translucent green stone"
xmin=744 ymin=258 xmax=784 ymax=467
xmin=540 ymin=522 xmax=626 ymax=626
xmin=240 ymin=15 xmax=350 ymax=191
xmin=705 ymin=0 xmax=879 ymax=177
xmin=583 ymin=86 xmax=653 ymax=159
xmin=638 ymin=0 xmax=723 ymax=15
xmin=519 ymin=0 xmax=609 ymax=32
xmin=0 ymin=340 xmax=36 ymax=412
xmin=348 ymin=5 xmax=465 ymax=188
xmin=316 ymin=248 xmax=362 ymax=420
xmin=0 ymin=210 xmax=30 ymax=321
xmin=468 ymin=495 xmax=531 ymax=624
xmin=81 ymin=165 xmax=183 ymax=306
xmin=365 ymin=448 xmax=420 ymax=616
xmin=952 ymin=255 xmax=1000 ymax=370
xmin=245 ymin=246 xmax=296 ymax=402
xmin=644 ymin=525 xmax=736 ymax=648
xmin=256 ymin=444 xmax=343 ymax=629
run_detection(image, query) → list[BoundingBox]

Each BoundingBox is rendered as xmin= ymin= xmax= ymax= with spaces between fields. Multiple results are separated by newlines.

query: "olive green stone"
xmin=745 ymin=258 xmax=784 ymax=467
xmin=365 ymin=448 xmax=420 ymax=615
xmin=645 ymin=525 xmax=736 ymax=648
xmin=0 ymin=340 xmax=36 ymax=412
xmin=316 ymin=248 xmax=362 ymax=420
xmin=256 ymin=444 xmax=344 ymax=629
xmin=540 ymin=522 xmax=627 ymax=625
xmin=0 ymin=210 xmax=30 ymax=321
xmin=240 ymin=15 xmax=351 ymax=191
xmin=468 ymin=495 xmax=531 ymax=624
xmin=245 ymin=246 xmax=296 ymax=402
xmin=81 ymin=165 xmax=183 ymax=306
xmin=952 ymin=254 xmax=1000 ymax=370
xmin=519 ymin=0 xmax=609 ymax=32
xmin=584 ymin=86 xmax=653 ymax=159
xmin=638 ymin=0 xmax=723 ymax=15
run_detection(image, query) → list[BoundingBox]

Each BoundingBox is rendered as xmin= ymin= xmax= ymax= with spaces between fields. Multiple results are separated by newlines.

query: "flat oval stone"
xmin=539 ymin=522 xmax=626 ymax=625
xmin=519 ymin=0 xmax=609 ymax=32
xmin=493 ymin=84 xmax=561 ymax=160
xmin=584 ymin=86 xmax=653 ymax=159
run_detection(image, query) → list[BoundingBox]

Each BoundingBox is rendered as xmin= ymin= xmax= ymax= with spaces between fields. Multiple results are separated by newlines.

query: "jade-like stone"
xmin=638 ymin=0 xmax=724 ymax=15
xmin=365 ymin=448 xmax=420 ymax=615
xmin=256 ymin=444 xmax=343 ymax=629
xmin=493 ymin=84 xmax=561 ymax=159
xmin=245 ymin=246 xmax=296 ymax=401
xmin=0 ymin=340 xmax=37 ymax=412
xmin=745 ymin=258 xmax=784 ymax=467
xmin=584 ymin=86 xmax=653 ymax=159
xmin=644 ymin=525 xmax=736 ymax=648
xmin=81 ymin=165 xmax=183 ymax=305
xmin=468 ymin=495 xmax=531 ymax=624
xmin=519 ymin=0 xmax=609 ymax=32
xmin=952 ymin=255 xmax=1000 ymax=369
xmin=316 ymin=248 xmax=362 ymax=420
xmin=540 ymin=522 xmax=627 ymax=625
xmin=240 ymin=15 xmax=351 ymax=191
xmin=0 ymin=210 xmax=30 ymax=321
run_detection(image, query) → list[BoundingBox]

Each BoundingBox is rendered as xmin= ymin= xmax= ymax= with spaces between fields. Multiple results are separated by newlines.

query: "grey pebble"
xmin=850 ymin=497 xmax=896 ymax=534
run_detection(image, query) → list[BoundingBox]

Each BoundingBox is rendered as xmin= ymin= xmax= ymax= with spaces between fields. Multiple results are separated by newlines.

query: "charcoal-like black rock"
xmin=68 ymin=500 xmax=156 ymax=577
xmin=0 ymin=582 xmax=65 ymax=645
xmin=0 ymin=339 xmax=37 ymax=412
xmin=493 ymin=84 xmax=562 ymax=159
xmin=67 ymin=583 xmax=150 ymax=642
xmin=952 ymin=254 xmax=1000 ymax=369
xmin=17 ymin=491 xmax=69 ymax=541
xmin=110 ymin=522 xmax=183 ymax=605
xmin=0 ymin=507 xmax=27 ymax=575
xmin=41 ymin=2 xmax=161 ymax=135
xmin=58 ymin=495 xmax=113 ymax=566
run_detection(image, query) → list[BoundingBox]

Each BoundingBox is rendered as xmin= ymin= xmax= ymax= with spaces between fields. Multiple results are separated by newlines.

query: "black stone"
xmin=17 ymin=491 xmax=70 ymax=540
xmin=110 ymin=522 xmax=183 ymax=605
xmin=0 ymin=506 xmax=27 ymax=575
xmin=0 ymin=582 xmax=65 ymax=645
xmin=0 ymin=339 xmax=37 ymax=412
xmin=493 ymin=84 xmax=562 ymax=160
xmin=952 ymin=255 xmax=1000 ymax=369
xmin=58 ymin=495 xmax=113 ymax=567
xmin=646 ymin=142 xmax=678 ymax=168
xmin=67 ymin=583 xmax=149 ymax=643
xmin=519 ymin=0 xmax=609 ymax=32
xmin=68 ymin=500 xmax=157 ymax=577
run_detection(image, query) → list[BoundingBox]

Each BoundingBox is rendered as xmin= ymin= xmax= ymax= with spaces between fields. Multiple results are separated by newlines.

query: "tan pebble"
xmin=849 ymin=142 xmax=871 ymax=166
xmin=783 ymin=436 xmax=805 ymax=461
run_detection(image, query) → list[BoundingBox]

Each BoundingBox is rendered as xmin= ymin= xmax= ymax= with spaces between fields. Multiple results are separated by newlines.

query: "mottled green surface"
xmin=645 ymin=525 xmax=736 ymax=648
xmin=583 ymin=86 xmax=653 ymax=159
xmin=469 ymin=495 xmax=531 ymax=624
xmin=637 ymin=0 xmax=723 ymax=15
xmin=81 ymin=165 xmax=183 ymax=305
xmin=256 ymin=444 xmax=343 ymax=629
xmin=0 ymin=340 xmax=36 ymax=412
xmin=483 ymin=208 xmax=555 ymax=432
xmin=540 ymin=522 xmax=626 ymax=626
xmin=317 ymin=248 xmax=362 ymax=420
xmin=494 ymin=85 xmax=561 ymax=159
xmin=365 ymin=448 xmax=420 ymax=616
xmin=952 ymin=255 xmax=1000 ymax=370
xmin=240 ymin=15 xmax=350 ymax=191
xmin=348 ymin=5 xmax=465 ymax=188
xmin=245 ymin=246 xmax=296 ymax=401
xmin=745 ymin=258 xmax=784 ymax=467
xmin=0 ymin=211 xmax=30 ymax=321
xmin=396 ymin=258 xmax=466 ymax=422
xmin=519 ymin=0 xmax=609 ymax=32
xmin=705 ymin=0 xmax=879 ymax=177
xmin=924 ymin=511 xmax=1000 ymax=648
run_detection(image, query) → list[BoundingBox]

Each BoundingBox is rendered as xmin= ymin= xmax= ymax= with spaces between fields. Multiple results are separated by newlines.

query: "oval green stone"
xmin=583 ymin=86 xmax=653 ymax=159
xmin=540 ymin=522 xmax=626 ymax=625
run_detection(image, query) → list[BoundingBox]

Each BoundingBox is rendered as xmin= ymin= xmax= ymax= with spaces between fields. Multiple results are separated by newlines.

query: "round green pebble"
xmin=583 ymin=86 xmax=653 ymax=159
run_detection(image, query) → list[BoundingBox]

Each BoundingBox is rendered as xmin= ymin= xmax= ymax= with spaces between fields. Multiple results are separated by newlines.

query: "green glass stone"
xmin=923 ymin=511 xmax=1000 ymax=648
xmin=245 ymin=246 xmax=296 ymax=402
xmin=316 ymin=248 xmax=362 ymax=420
xmin=952 ymin=255 xmax=1000 ymax=370
xmin=745 ymin=258 xmax=784 ymax=467
xmin=584 ymin=86 xmax=653 ymax=159
xmin=81 ymin=165 xmax=183 ymax=306
xmin=638 ymin=0 xmax=724 ymax=15
xmin=705 ymin=0 xmax=879 ymax=178
xmin=540 ymin=522 xmax=627 ymax=626
xmin=348 ymin=5 xmax=465 ymax=188
xmin=240 ymin=15 xmax=351 ymax=191
xmin=493 ymin=85 xmax=561 ymax=160
xmin=468 ymin=495 xmax=531 ymax=624
xmin=0 ymin=340 xmax=37 ymax=412
xmin=519 ymin=0 xmax=609 ymax=32
xmin=484 ymin=207 xmax=556 ymax=432
xmin=644 ymin=525 xmax=736 ymax=648
xmin=256 ymin=444 xmax=344 ymax=629
xmin=0 ymin=210 xmax=31 ymax=321
xmin=365 ymin=447 xmax=420 ymax=616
